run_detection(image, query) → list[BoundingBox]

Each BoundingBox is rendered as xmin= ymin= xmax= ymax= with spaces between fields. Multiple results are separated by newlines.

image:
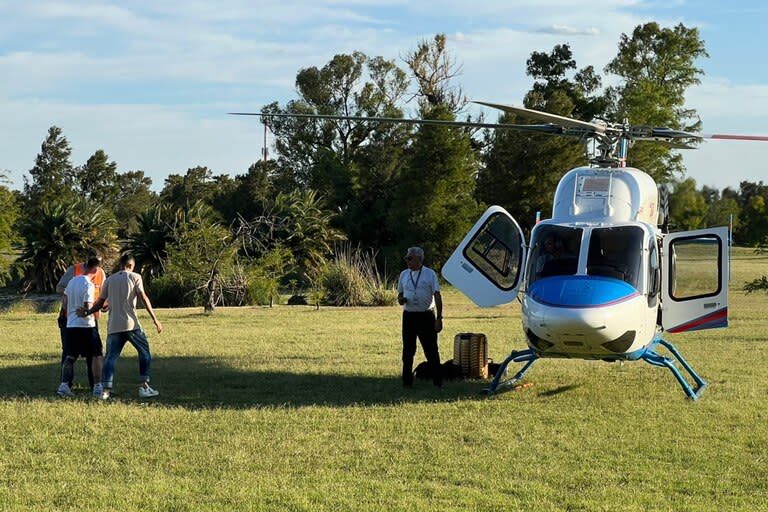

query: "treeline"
xmin=2 ymin=24 xmax=768 ymax=307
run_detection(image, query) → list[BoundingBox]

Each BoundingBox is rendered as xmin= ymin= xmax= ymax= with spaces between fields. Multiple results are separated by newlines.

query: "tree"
xmin=23 ymin=126 xmax=76 ymax=208
xmin=213 ymin=161 xmax=273 ymax=224
xmin=477 ymin=44 xmax=602 ymax=227
xmin=740 ymin=195 xmax=768 ymax=246
xmin=374 ymin=36 xmax=482 ymax=267
xmin=163 ymin=202 xmax=238 ymax=313
xmin=113 ymin=170 xmax=157 ymax=237
xmin=16 ymin=200 xmax=116 ymax=292
xmin=0 ymin=172 xmax=20 ymax=284
xmin=75 ymin=149 xmax=119 ymax=205
xmin=604 ymin=23 xmax=708 ymax=182
xmin=282 ymin=189 xmax=345 ymax=283
xmin=266 ymin=52 xmax=410 ymax=197
xmin=404 ymin=34 xmax=467 ymax=113
xmin=264 ymin=52 xmax=412 ymax=264
xmin=241 ymin=189 xmax=344 ymax=287
xmin=701 ymin=186 xmax=741 ymax=232
xmin=390 ymin=104 xmax=480 ymax=267
xmin=159 ymin=166 xmax=221 ymax=216
xmin=734 ymin=181 xmax=768 ymax=245
xmin=121 ymin=204 xmax=175 ymax=285
xmin=668 ymin=177 xmax=708 ymax=230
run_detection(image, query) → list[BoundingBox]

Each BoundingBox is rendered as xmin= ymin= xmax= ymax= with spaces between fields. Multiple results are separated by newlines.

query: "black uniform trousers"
xmin=402 ymin=310 xmax=441 ymax=386
xmin=59 ymin=316 xmax=95 ymax=389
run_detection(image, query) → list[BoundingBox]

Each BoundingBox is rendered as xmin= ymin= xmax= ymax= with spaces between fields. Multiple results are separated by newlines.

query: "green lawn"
xmin=1 ymin=249 xmax=767 ymax=511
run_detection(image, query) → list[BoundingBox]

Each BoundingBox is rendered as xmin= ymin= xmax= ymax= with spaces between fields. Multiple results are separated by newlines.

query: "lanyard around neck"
xmin=409 ymin=269 xmax=422 ymax=289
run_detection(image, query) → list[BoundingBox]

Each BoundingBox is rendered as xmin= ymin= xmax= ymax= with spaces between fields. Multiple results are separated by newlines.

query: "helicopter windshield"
xmin=527 ymin=225 xmax=582 ymax=285
xmin=586 ymin=226 xmax=644 ymax=288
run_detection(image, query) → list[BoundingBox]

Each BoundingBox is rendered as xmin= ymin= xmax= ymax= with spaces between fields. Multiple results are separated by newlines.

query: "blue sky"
xmin=2 ymin=0 xmax=767 ymax=192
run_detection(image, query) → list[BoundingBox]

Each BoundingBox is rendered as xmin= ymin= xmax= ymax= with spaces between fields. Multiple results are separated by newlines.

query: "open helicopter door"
xmin=661 ymin=227 xmax=729 ymax=333
xmin=441 ymin=206 xmax=526 ymax=307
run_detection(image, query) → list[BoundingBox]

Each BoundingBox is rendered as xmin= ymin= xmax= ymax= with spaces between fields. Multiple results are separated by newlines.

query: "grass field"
xmin=1 ymin=248 xmax=768 ymax=511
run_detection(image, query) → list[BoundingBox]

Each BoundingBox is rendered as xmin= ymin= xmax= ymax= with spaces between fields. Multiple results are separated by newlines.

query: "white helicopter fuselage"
xmin=442 ymin=166 xmax=729 ymax=362
xmin=521 ymin=167 xmax=660 ymax=360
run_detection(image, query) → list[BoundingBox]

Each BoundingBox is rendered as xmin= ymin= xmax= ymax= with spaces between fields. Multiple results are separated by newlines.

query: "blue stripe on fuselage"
xmin=527 ymin=275 xmax=639 ymax=308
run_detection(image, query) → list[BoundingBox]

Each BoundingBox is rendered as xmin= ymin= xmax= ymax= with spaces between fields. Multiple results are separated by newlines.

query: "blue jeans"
xmin=102 ymin=329 xmax=152 ymax=389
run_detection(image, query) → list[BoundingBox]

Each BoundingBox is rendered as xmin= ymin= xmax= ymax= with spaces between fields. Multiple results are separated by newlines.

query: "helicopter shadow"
xmin=0 ymin=355 xmax=493 ymax=410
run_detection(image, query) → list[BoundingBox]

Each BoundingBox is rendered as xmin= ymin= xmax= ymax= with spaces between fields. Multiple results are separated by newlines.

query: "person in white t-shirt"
xmin=55 ymin=249 xmax=106 ymax=391
xmin=56 ymin=256 xmax=104 ymax=398
xmin=397 ymin=246 xmax=443 ymax=387
xmin=78 ymin=253 xmax=163 ymax=400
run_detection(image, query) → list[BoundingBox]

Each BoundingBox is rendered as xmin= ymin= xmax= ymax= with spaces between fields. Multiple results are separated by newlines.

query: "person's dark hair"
xmin=85 ymin=250 xmax=103 ymax=269
xmin=119 ymin=253 xmax=136 ymax=268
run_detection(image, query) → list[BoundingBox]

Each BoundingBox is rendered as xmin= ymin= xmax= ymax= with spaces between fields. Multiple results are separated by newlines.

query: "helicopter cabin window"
xmin=527 ymin=226 xmax=582 ymax=285
xmin=587 ymin=226 xmax=644 ymax=288
xmin=668 ymin=235 xmax=722 ymax=300
xmin=461 ymin=212 xmax=524 ymax=291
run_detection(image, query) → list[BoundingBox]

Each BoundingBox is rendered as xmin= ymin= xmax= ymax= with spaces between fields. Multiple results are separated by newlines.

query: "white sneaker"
xmin=92 ymin=383 xmax=104 ymax=397
xmin=138 ymin=385 xmax=159 ymax=398
xmin=57 ymin=383 xmax=75 ymax=398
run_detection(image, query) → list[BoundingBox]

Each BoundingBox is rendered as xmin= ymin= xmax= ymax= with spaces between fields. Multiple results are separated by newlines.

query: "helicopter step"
xmin=484 ymin=334 xmax=707 ymax=399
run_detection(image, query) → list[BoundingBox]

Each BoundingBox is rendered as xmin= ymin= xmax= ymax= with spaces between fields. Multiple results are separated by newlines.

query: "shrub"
xmin=321 ymin=261 xmax=369 ymax=306
xmin=318 ymin=244 xmax=397 ymax=307
xmin=147 ymin=274 xmax=198 ymax=308
xmin=245 ymin=270 xmax=281 ymax=306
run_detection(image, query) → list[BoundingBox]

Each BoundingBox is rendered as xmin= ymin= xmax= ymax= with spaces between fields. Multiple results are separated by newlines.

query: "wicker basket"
xmin=453 ymin=333 xmax=488 ymax=379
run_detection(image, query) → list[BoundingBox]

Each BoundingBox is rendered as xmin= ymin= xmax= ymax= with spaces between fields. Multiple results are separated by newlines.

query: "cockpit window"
xmin=587 ymin=226 xmax=644 ymax=288
xmin=527 ymin=226 xmax=582 ymax=285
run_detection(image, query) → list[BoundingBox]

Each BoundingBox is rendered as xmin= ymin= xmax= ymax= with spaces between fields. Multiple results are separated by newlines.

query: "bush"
xmin=245 ymin=270 xmax=281 ymax=306
xmin=147 ymin=274 xmax=198 ymax=308
xmin=369 ymin=285 xmax=398 ymax=307
xmin=321 ymin=261 xmax=369 ymax=306
xmin=317 ymin=244 xmax=397 ymax=307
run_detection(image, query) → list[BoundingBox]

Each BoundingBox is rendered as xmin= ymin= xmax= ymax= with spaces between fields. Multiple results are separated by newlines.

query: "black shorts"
xmin=64 ymin=327 xmax=103 ymax=358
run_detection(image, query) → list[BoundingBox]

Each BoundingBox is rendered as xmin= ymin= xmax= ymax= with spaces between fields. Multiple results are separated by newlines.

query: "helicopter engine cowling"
xmin=552 ymin=167 xmax=659 ymax=225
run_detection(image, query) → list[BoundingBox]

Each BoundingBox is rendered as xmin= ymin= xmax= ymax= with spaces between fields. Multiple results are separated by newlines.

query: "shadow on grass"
xmin=0 ymin=356 xmax=492 ymax=409
xmin=538 ymin=384 xmax=581 ymax=397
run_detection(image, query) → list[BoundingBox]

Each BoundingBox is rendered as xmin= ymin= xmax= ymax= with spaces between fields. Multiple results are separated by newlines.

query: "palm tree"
xmin=283 ymin=189 xmax=344 ymax=282
xmin=121 ymin=205 xmax=175 ymax=284
xmin=17 ymin=199 xmax=115 ymax=292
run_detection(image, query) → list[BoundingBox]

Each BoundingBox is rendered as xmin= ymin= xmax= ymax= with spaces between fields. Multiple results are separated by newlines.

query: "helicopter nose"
xmin=539 ymin=305 xmax=608 ymax=337
xmin=528 ymin=275 xmax=639 ymax=309
xmin=524 ymin=275 xmax=642 ymax=353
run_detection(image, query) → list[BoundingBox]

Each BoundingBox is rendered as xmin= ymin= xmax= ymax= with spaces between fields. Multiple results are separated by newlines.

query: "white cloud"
xmin=536 ymin=25 xmax=600 ymax=36
xmin=0 ymin=100 xmax=263 ymax=190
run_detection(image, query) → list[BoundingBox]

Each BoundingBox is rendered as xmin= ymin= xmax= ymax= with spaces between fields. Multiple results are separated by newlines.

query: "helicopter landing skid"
xmin=483 ymin=349 xmax=539 ymax=395
xmin=641 ymin=336 xmax=708 ymax=400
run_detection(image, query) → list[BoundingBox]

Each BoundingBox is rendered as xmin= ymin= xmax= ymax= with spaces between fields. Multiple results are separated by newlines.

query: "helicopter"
xmin=231 ymin=102 xmax=767 ymax=400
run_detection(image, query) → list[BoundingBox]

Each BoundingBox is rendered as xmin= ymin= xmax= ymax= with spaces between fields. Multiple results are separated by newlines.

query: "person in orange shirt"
xmin=56 ymin=249 xmax=106 ymax=391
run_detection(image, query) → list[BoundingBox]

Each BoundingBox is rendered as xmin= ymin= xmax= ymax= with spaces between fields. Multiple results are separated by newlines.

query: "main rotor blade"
xmin=228 ymin=111 xmax=568 ymax=134
xmin=647 ymin=127 xmax=702 ymax=139
xmin=473 ymin=101 xmax=606 ymax=133
xmin=634 ymin=139 xmax=698 ymax=150
xmin=702 ymin=133 xmax=768 ymax=142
